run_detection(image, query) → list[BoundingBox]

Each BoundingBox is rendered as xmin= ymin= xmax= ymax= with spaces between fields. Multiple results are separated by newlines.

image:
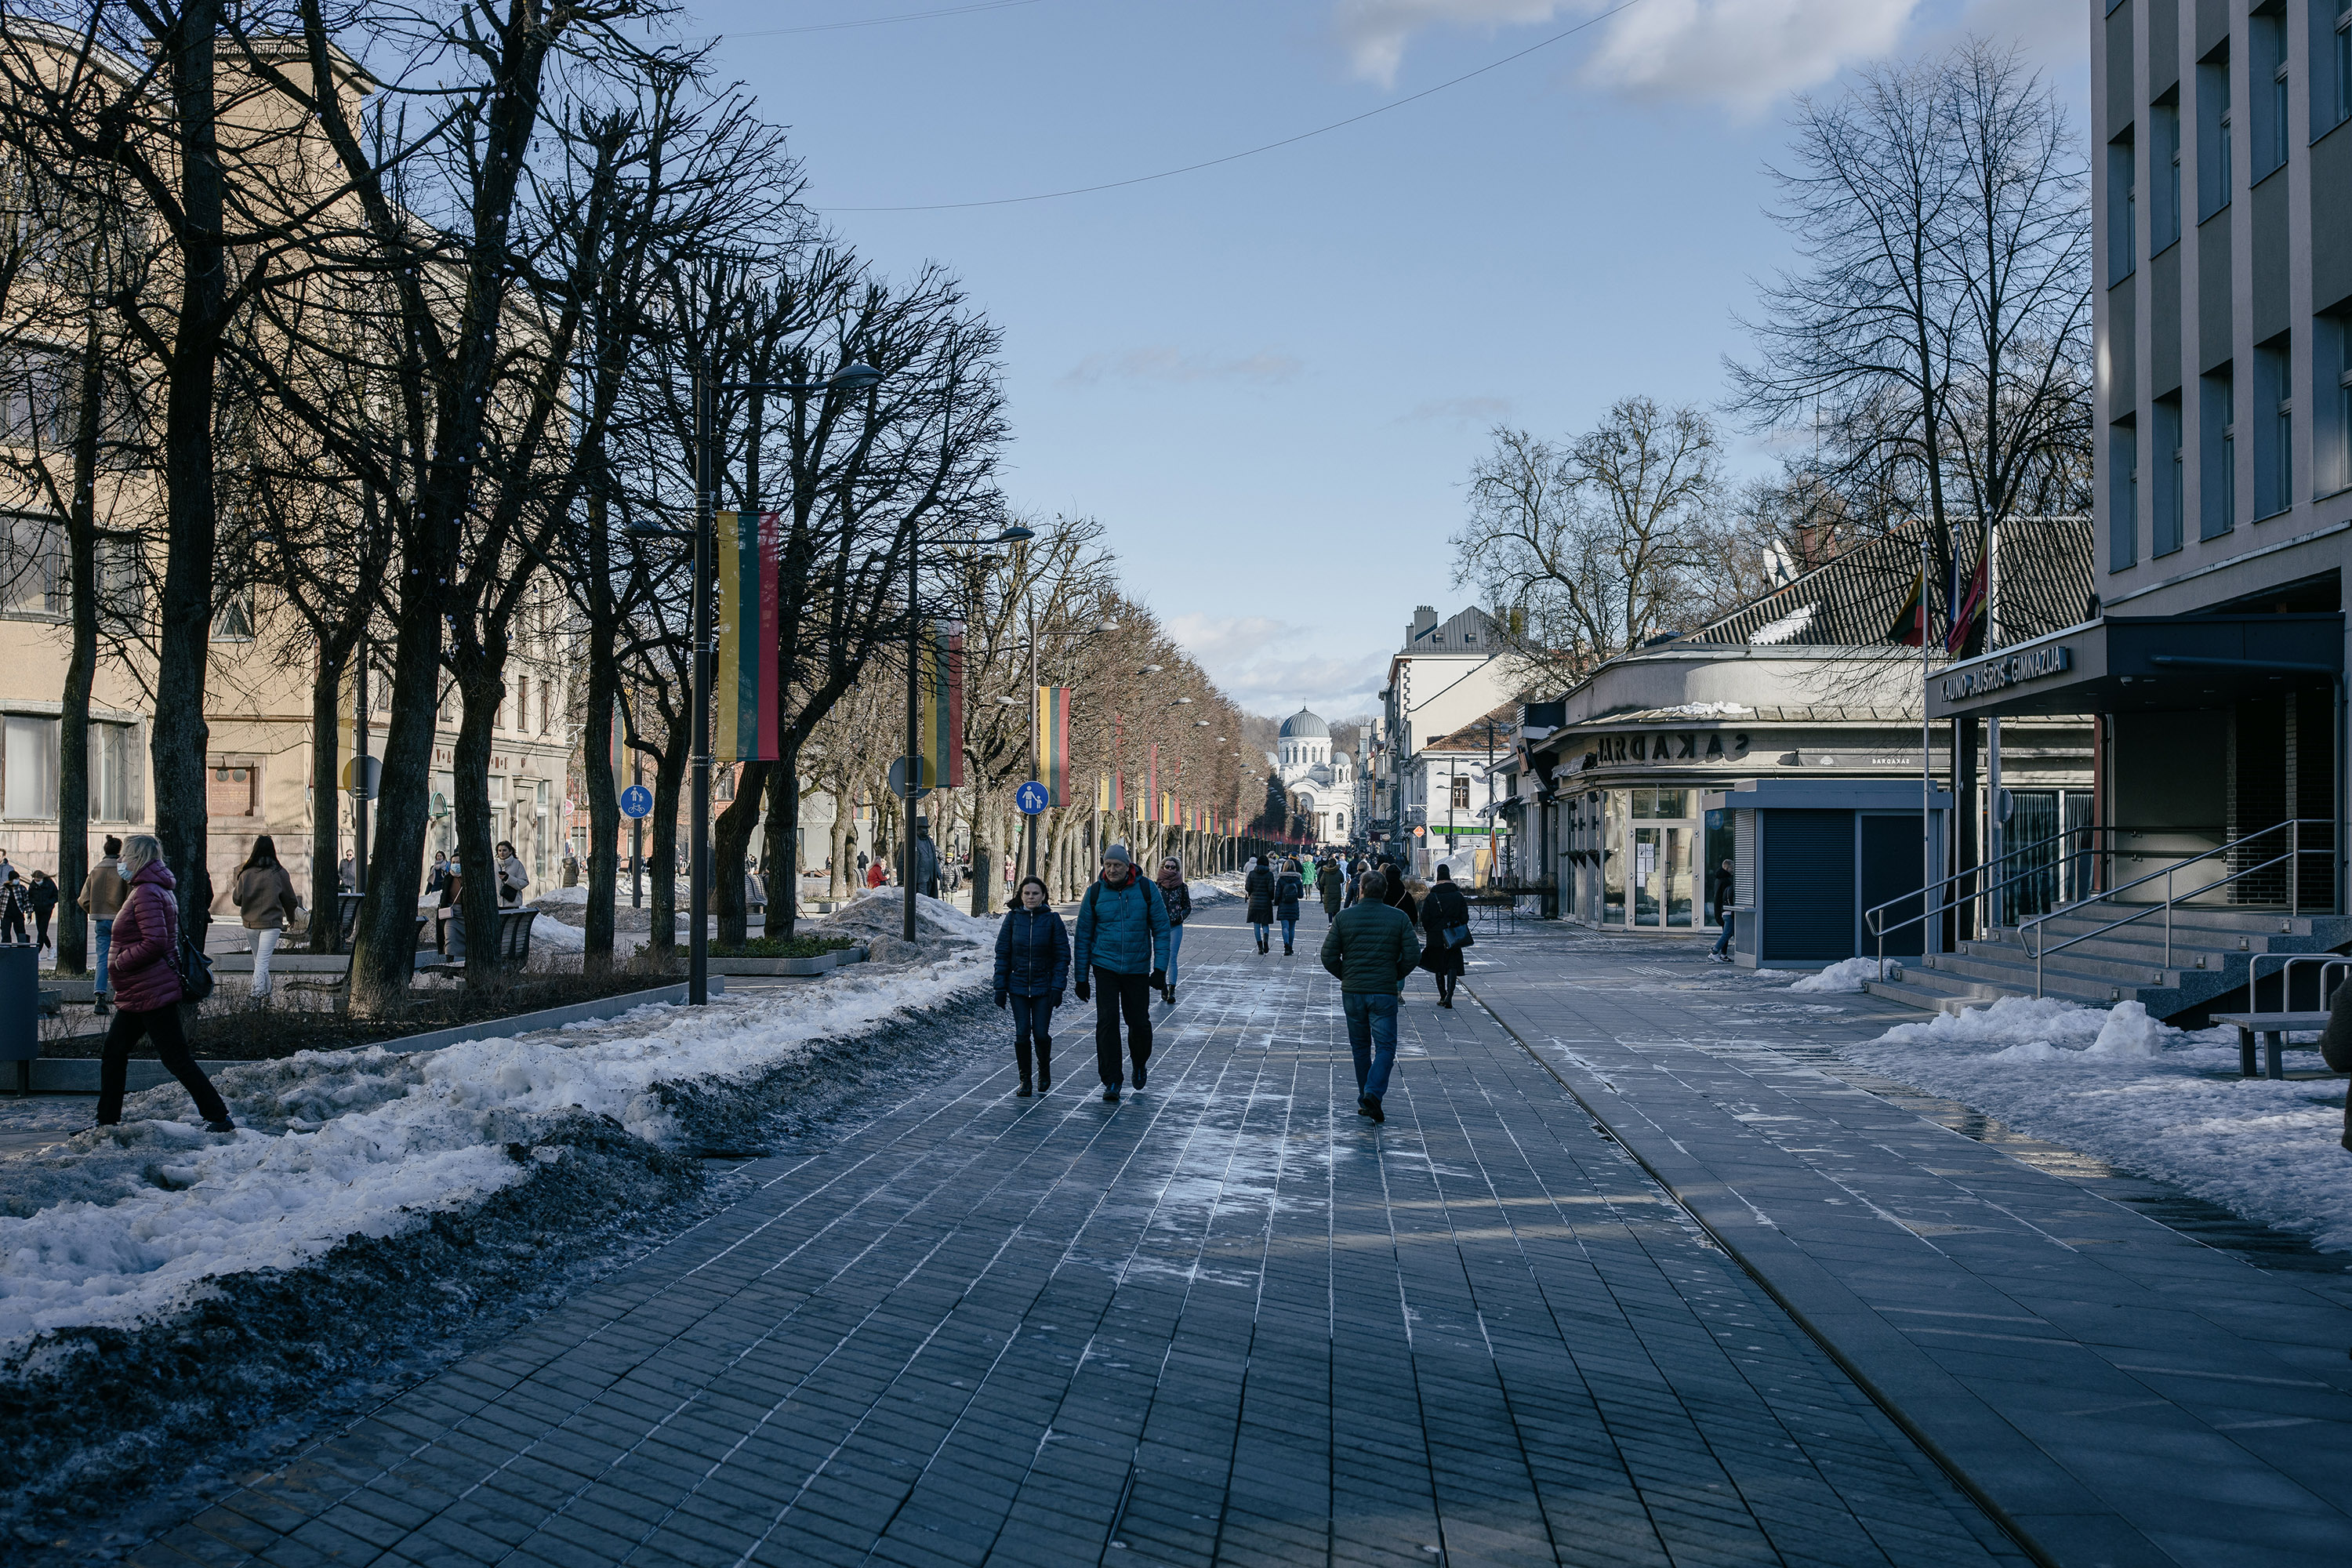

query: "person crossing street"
xmin=1072 ymin=844 xmax=1170 ymax=1102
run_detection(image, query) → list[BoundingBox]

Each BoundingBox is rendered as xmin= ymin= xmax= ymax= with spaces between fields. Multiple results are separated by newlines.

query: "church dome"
xmin=1279 ymin=708 xmax=1330 ymax=740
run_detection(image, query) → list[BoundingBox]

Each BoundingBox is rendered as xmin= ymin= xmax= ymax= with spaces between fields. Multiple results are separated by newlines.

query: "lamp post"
xmin=628 ymin=352 xmax=883 ymax=1005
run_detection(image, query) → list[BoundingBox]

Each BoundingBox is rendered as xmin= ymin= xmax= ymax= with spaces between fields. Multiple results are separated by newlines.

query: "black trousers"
xmin=1010 ymin=993 xmax=1054 ymax=1079
xmin=96 ymin=1003 xmax=228 ymax=1126
xmin=1092 ymin=967 xmax=1153 ymax=1087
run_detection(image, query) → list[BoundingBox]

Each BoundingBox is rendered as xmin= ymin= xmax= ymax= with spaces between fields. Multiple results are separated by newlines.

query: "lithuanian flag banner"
xmin=1097 ymin=772 xmax=1112 ymax=811
xmin=1035 ymin=686 xmax=1070 ymax=806
xmin=714 ymin=511 xmax=781 ymax=760
xmin=917 ymin=625 xmax=966 ymax=788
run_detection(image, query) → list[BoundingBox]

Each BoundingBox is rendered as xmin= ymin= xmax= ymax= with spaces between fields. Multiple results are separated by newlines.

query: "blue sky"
xmin=687 ymin=0 xmax=2086 ymax=720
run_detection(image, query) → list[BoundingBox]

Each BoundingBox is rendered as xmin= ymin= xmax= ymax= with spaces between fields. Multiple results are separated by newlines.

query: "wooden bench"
xmin=2210 ymin=1012 xmax=2333 ymax=1080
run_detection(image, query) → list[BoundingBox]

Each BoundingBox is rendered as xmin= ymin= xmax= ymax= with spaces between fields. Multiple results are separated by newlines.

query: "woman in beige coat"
xmin=231 ymin=836 xmax=303 ymax=1000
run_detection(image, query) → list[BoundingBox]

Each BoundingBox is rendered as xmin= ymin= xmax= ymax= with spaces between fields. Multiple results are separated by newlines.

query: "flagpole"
xmin=1921 ymin=525 xmax=1933 ymax=963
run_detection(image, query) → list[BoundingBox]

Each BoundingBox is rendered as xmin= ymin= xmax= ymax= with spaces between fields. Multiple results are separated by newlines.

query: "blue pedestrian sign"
xmin=619 ymin=784 xmax=654 ymax=819
xmin=1015 ymin=781 xmax=1049 ymax=816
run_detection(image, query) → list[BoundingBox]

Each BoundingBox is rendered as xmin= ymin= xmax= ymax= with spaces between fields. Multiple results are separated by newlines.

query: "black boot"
xmin=1283 ymin=942 xmax=1293 ymax=955
xmin=1036 ymin=1046 xmax=1051 ymax=1093
xmin=1017 ymin=1075 xmax=1033 ymax=1098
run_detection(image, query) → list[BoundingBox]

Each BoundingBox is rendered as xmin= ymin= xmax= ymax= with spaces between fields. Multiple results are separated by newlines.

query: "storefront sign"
xmin=1940 ymin=644 xmax=2073 ymax=702
xmin=1584 ymin=731 xmax=1751 ymax=766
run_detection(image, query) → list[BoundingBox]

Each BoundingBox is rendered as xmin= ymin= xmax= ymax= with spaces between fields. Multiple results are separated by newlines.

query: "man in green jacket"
xmin=1319 ymin=869 xmax=1421 ymax=1123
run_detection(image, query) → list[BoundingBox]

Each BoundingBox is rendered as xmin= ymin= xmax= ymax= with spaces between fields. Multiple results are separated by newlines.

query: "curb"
xmin=1463 ymin=981 xmax=2062 ymax=1568
xmin=9 ymin=977 xmax=729 ymax=1094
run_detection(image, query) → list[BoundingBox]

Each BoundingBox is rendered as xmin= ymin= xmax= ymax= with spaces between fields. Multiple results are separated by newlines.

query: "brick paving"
xmin=134 ymin=913 xmax=2031 ymax=1568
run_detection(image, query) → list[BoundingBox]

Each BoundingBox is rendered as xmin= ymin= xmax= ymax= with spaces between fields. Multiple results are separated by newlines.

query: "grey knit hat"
xmin=1104 ymin=843 xmax=1131 ymax=865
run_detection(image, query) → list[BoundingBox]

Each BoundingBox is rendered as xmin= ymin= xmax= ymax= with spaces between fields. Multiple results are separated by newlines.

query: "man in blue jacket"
xmin=1073 ymin=843 xmax=1171 ymax=1102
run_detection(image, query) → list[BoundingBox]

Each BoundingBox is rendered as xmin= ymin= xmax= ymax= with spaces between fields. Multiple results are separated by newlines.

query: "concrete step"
xmin=2027 ymin=907 xmax=2345 ymax=942
xmin=1934 ymin=948 xmax=2188 ymax=990
xmin=1912 ymin=953 xmax=2123 ymax=1005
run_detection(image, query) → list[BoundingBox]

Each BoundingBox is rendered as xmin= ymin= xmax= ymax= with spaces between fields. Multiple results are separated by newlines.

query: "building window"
xmin=2151 ymin=100 xmax=2181 ymax=252
xmin=2319 ymin=308 xmax=2352 ymax=498
xmin=2320 ymin=0 xmax=2352 ymax=137
xmin=0 ymin=512 xmax=62 ymax=619
xmin=93 ymin=720 xmax=142 ymax=822
xmin=538 ymin=680 xmax=550 ymax=735
xmin=2106 ymin=129 xmax=2136 ymax=284
xmin=0 ymin=345 xmax=78 ymax=452
xmin=2252 ymin=7 xmax=2288 ymax=181
xmin=210 ymin=584 xmax=255 ymax=642
xmin=2 ymin=714 xmax=57 ymax=818
xmin=2109 ymin=420 xmax=2138 ymax=570
xmin=2201 ymin=365 xmax=2237 ymax=538
xmin=514 ymin=673 xmax=528 ymax=734
xmin=2199 ymin=46 xmax=2233 ymax=220
xmin=2153 ymin=394 xmax=2184 ymax=556
xmin=2255 ymin=334 xmax=2293 ymax=517
xmin=207 ymin=760 xmax=257 ymax=818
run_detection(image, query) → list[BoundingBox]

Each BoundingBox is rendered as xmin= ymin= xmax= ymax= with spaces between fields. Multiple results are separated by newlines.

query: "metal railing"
xmin=1865 ymin=822 xmax=2111 ymax=982
xmin=2022 ymin=818 xmax=2334 ymax=997
xmin=2247 ymin=953 xmax=2352 ymax=1014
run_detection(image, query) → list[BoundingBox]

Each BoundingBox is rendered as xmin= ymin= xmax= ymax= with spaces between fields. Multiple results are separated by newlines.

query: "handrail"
xmin=1866 ymin=821 xmax=2110 ymax=980
xmin=2023 ymin=818 xmax=2334 ymax=997
xmin=2247 ymin=953 xmax=2352 ymax=1014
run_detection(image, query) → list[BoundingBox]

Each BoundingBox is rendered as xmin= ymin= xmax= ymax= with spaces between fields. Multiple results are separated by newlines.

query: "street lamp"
xmin=632 ymin=354 xmax=883 ymax=1005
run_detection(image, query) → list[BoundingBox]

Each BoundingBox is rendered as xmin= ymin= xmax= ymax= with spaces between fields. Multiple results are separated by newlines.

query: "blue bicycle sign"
xmin=619 ymin=784 xmax=654 ymax=819
xmin=1015 ymin=781 xmax=1049 ymax=815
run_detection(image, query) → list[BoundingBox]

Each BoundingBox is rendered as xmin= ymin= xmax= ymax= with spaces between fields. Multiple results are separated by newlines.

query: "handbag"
xmin=1445 ymin=922 xmax=1472 ymax=949
xmin=173 ymin=927 xmax=216 ymax=1003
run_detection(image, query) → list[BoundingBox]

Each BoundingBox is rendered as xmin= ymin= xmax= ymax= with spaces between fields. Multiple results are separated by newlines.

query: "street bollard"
xmin=0 ymin=942 xmax=37 ymax=1095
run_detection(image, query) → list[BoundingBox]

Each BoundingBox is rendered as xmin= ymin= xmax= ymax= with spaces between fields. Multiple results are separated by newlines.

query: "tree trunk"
xmin=583 ymin=633 xmax=619 ymax=977
xmin=54 ymin=322 xmax=103 ymax=975
xmin=765 ymin=742 xmax=802 ymax=939
xmin=347 ymin=576 xmax=442 ymax=1013
xmin=453 ymin=673 xmax=506 ymax=989
xmin=307 ymin=643 xmax=343 ymax=953
xmin=712 ymin=760 xmax=771 ymax=946
xmin=648 ymin=719 xmax=688 ymax=955
xmin=827 ymin=799 xmax=851 ymax=901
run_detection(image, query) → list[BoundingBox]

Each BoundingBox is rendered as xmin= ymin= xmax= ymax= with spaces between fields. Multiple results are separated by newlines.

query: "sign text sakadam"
xmin=1940 ymin=644 xmax=2074 ymax=702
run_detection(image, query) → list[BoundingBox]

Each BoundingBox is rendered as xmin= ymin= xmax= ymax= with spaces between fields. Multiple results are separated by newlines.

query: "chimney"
xmin=1408 ymin=605 xmax=1438 ymax=646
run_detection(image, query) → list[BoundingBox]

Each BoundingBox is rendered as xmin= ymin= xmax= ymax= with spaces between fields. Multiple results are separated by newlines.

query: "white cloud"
xmin=1166 ymin=612 xmax=1391 ymax=716
xmin=1331 ymin=0 xmax=1922 ymax=116
xmin=1061 ymin=347 xmax=1304 ymax=388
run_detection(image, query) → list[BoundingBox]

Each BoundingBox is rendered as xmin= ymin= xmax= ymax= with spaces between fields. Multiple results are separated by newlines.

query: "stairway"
xmin=1861 ymin=905 xmax=2352 ymax=1021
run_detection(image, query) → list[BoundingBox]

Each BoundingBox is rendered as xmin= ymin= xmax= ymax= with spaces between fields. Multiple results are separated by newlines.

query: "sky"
xmin=686 ymin=0 xmax=2087 ymax=721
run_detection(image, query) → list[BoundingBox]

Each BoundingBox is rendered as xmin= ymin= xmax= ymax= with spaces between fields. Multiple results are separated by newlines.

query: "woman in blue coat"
xmin=994 ymin=875 xmax=1071 ymax=1095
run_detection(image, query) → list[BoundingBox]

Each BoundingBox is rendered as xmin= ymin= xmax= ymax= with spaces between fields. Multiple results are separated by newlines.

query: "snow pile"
xmin=813 ymin=888 xmax=994 ymax=946
xmin=1189 ymin=873 xmax=1243 ymax=906
xmin=532 ymin=887 xmax=590 ymax=907
xmin=1646 ymin=702 xmax=1754 ymax=717
xmin=0 ymin=947 xmax=989 ymax=1352
xmin=1791 ymin=956 xmax=1885 ymax=993
xmin=1844 ymin=997 xmax=2352 ymax=1251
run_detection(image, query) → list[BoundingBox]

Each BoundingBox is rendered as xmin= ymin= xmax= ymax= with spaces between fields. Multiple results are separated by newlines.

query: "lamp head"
xmin=1141 ymin=663 xmax=1163 ymax=675
xmin=1097 ymin=619 xmax=1120 ymax=633
xmin=829 ymin=360 xmax=883 ymax=392
xmin=994 ymin=524 xmax=1036 ymax=543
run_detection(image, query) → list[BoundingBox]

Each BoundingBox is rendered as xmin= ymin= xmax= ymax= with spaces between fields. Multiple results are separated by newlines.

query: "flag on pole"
xmin=1945 ymin=532 xmax=1989 ymax=657
xmin=1887 ymin=558 xmax=1926 ymax=648
xmin=917 ymin=625 xmax=965 ymax=788
xmin=1036 ymin=686 xmax=1070 ymax=806
xmin=1097 ymin=773 xmax=1111 ymax=811
xmin=714 ymin=511 xmax=781 ymax=760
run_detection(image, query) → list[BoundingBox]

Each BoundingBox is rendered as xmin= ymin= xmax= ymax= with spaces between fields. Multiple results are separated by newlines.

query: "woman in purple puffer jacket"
xmin=94 ymin=835 xmax=234 ymax=1132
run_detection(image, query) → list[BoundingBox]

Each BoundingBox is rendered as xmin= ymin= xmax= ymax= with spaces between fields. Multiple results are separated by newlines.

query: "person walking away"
xmin=1319 ymin=870 xmax=1421 ymax=1123
xmin=1072 ymin=844 xmax=1170 ymax=1102
xmin=913 ymin=818 xmax=941 ymax=899
xmin=0 ymin=851 xmax=23 ymax=944
xmin=1709 ymin=857 xmax=1737 ymax=962
xmin=1274 ymin=858 xmax=1305 ymax=955
xmin=1156 ymin=857 xmax=1192 ymax=1004
xmin=1317 ymin=856 xmax=1344 ymax=920
xmin=94 ymin=834 xmax=234 ymax=1133
xmin=495 ymin=840 xmax=530 ymax=907
xmin=1420 ymin=864 xmax=1472 ymax=1008
xmin=1244 ymin=855 xmax=1276 ymax=954
xmin=82 ymin=836 xmax=126 ymax=1014
xmin=27 ymin=869 xmax=57 ymax=949
xmin=231 ymin=837 xmax=303 ymax=1002
xmin=994 ymin=875 xmax=1070 ymax=1096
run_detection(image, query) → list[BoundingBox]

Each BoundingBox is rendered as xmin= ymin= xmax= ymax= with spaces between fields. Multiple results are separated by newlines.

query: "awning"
xmin=1926 ymin=612 xmax=2342 ymax=720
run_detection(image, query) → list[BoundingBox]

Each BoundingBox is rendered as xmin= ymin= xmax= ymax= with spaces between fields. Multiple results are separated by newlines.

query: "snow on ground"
xmin=1189 ymin=873 xmax=1243 ymax=906
xmin=1791 ymin=956 xmax=1886 ymax=993
xmin=0 ymin=945 xmax=988 ymax=1353
xmin=1841 ymin=996 xmax=2352 ymax=1251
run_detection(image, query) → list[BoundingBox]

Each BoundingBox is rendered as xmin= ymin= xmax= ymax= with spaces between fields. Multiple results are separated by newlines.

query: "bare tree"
xmin=1452 ymin=397 xmax=1726 ymax=688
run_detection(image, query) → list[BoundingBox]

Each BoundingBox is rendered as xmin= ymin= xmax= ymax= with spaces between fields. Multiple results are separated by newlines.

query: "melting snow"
xmin=1791 ymin=956 xmax=1884 ymax=993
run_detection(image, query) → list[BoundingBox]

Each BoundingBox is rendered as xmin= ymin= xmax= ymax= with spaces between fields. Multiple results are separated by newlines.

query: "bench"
xmin=2210 ymin=1012 xmax=2334 ymax=1080
xmin=440 ymin=907 xmax=537 ymax=971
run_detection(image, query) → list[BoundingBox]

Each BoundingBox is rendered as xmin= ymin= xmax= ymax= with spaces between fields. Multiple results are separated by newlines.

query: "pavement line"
xmin=1461 ymin=977 xmax=2060 ymax=1568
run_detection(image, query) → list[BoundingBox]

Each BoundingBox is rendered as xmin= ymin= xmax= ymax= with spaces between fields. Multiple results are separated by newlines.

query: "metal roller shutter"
xmin=1761 ymin=810 xmax=1855 ymax=962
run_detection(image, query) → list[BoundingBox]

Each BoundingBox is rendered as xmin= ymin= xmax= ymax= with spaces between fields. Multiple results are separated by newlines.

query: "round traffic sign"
xmin=1015 ymin=781 xmax=1049 ymax=815
xmin=619 ymin=784 xmax=653 ymax=819
xmin=887 ymin=757 xmax=933 ymax=800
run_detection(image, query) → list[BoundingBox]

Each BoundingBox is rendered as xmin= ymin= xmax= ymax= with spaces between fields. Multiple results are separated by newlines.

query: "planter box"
xmin=703 ymin=946 xmax=867 ymax=978
xmin=16 ymin=977 xmax=728 ymax=1094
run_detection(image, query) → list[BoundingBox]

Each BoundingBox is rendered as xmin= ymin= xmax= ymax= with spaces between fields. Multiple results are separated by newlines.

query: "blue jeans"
xmin=1166 ymin=924 xmax=1184 ymax=989
xmin=1711 ymin=912 xmax=1734 ymax=957
xmin=1344 ymin=991 xmax=1399 ymax=1100
xmin=93 ymin=916 xmax=112 ymax=995
xmin=1253 ymin=923 xmax=1271 ymax=946
xmin=1279 ymin=917 xmax=1297 ymax=948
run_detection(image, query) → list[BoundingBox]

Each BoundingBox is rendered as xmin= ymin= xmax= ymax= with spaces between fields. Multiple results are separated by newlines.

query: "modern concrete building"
xmin=1893 ymin=1 xmax=2352 ymax=1014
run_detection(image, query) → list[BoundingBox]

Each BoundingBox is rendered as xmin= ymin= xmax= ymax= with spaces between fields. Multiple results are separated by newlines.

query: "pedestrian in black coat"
xmin=1418 ymin=866 xmax=1472 ymax=1007
xmin=993 ymin=876 xmax=1070 ymax=1096
xmin=27 ymin=870 xmax=59 ymax=949
xmin=1244 ymin=857 xmax=1276 ymax=954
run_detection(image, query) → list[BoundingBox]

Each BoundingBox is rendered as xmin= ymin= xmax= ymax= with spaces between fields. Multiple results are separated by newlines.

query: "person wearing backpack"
xmin=1418 ymin=863 xmax=1472 ymax=1009
xmin=993 ymin=875 xmax=1070 ymax=1097
xmin=93 ymin=835 xmax=233 ymax=1133
xmin=1072 ymin=844 xmax=1170 ymax=1102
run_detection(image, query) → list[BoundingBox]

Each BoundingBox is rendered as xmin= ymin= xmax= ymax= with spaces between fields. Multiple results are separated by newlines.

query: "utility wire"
xmin=815 ymin=0 xmax=1647 ymax=212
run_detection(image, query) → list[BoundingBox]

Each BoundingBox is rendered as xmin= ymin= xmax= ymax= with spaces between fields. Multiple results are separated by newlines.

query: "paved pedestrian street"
xmin=132 ymin=913 xmax=2352 ymax=1568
